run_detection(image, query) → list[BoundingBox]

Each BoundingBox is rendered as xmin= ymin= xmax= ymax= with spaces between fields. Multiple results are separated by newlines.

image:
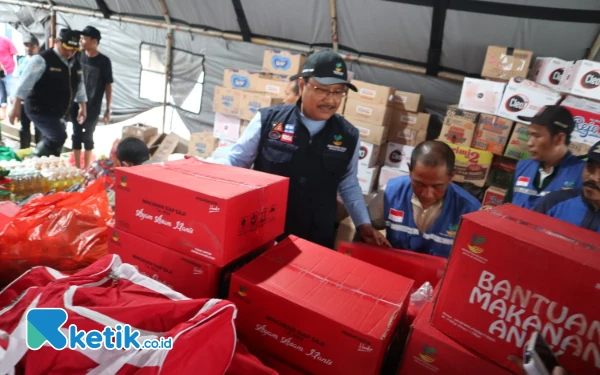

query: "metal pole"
xmin=587 ymin=30 xmax=600 ymax=60
xmin=0 ymin=0 xmax=464 ymax=81
xmin=157 ymin=0 xmax=172 ymax=133
xmin=162 ymin=31 xmax=172 ymax=134
xmin=329 ymin=0 xmax=338 ymax=52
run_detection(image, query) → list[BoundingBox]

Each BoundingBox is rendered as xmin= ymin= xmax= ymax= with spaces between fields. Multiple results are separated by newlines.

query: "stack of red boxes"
xmin=395 ymin=204 xmax=600 ymax=374
xmin=108 ymin=158 xmax=289 ymax=299
xmin=229 ymin=235 xmax=415 ymax=375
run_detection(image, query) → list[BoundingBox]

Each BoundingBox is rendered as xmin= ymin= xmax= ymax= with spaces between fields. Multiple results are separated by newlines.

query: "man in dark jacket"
xmin=214 ymin=50 xmax=388 ymax=249
xmin=8 ymin=28 xmax=87 ymax=156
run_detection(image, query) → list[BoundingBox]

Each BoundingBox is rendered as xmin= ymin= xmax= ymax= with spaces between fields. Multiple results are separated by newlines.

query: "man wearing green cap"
xmin=8 ymin=28 xmax=87 ymax=156
xmin=214 ymin=50 xmax=389 ymax=249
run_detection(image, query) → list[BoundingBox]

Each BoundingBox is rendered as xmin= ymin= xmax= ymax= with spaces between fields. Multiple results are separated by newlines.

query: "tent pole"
xmin=157 ymin=0 xmax=172 ymax=133
xmin=329 ymin=0 xmax=338 ymax=52
xmin=0 ymin=0 xmax=464 ymax=81
xmin=588 ymin=31 xmax=600 ymax=60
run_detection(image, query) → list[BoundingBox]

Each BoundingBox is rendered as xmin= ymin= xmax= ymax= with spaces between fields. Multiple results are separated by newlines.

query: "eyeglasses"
xmin=307 ymin=83 xmax=347 ymax=100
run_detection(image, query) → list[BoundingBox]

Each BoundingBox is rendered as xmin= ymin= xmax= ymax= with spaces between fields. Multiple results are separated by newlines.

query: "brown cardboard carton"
xmin=262 ymin=49 xmax=307 ymax=76
xmin=223 ymin=68 xmax=264 ymax=91
xmin=347 ymin=80 xmax=395 ymax=106
xmin=239 ymin=92 xmax=283 ymax=121
xmin=387 ymin=110 xmax=430 ymax=146
xmin=447 ymin=143 xmax=494 ymax=187
xmin=349 ymin=118 xmax=389 ymax=145
xmin=446 ymin=105 xmax=479 ymax=123
xmin=503 ymin=122 xmax=531 ymax=160
xmin=257 ymin=74 xmax=290 ymax=99
xmin=188 ymin=132 xmax=219 ymax=158
xmin=122 ymin=124 xmax=158 ymax=144
xmin=213 ymin=86 xmax=243 ymax=117
xmin=150 ymin=133 xmax=180 ymax=161
xmin=568 ymin=141 xmax=591 ymax=157
xmin=343 ymin=98 xmax=392 ymax=126
xmin=438 ymin=116 xmax=477 ymax=147
xmin=392 ymin=91 xmax=423 ymax=112
xmin=472 ymin=114 xmax=514 ymax=156
xmin=481 ymin=46 xmax=533 ymax=80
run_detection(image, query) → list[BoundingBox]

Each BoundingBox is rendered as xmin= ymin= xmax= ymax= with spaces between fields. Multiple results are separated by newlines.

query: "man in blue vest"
xmin=215 ymin=50 xmax=388 ymax=249
xmin=505 ymin=105 xmax=585 ymax=210
xmin=368 ymin=141 xmax=481 ymax=258
xmin=8 ymin=29 xmax=87 ymax=156
xmin=534 ymin=140 xmax=600 ymax=233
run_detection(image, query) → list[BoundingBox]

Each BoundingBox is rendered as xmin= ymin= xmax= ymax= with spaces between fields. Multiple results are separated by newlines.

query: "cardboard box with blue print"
xmin=213 ymin=86 xmax=243 ymax=118
xmin=188 ymin=132 xmax=219 ymax=158
xmin=262 ymin=49 xmax=307 ymax=76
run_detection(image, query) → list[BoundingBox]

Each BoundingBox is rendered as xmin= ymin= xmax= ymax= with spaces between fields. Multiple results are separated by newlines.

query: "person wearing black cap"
xmin=534 ymin=140 xmax=600 ymax=233
xmin=214 ymin=49 xmax=389 ymax=249
xmin=71 ymin=25 xmax=113 ymax=169
xmin=8 ymin=28 xmax=87 ymax=156
xmin=14 ymin=35 xmax=41 ymax=149
xmin=504 ymin=105 xmax=585 ymax=210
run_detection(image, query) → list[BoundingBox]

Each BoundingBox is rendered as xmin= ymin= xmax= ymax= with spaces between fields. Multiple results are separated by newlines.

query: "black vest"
xmin=254 ymin=103 xmax=359 ymax=248
xmin=25 ymin=49 xmax=81 ymax=118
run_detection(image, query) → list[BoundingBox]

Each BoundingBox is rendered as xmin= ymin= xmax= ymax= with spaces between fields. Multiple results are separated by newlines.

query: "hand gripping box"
xmin=397 ymin=303 xmax=512 ymax=375
xmin=496 ymin=78 xmax=562 ymax=123
xmin=115 ymin=159 xmax=289 ymax=267
xmin=432 ymin=205 xmax=600 ymax=375
xmin=229 ymin=236 xmax=414 ymax=375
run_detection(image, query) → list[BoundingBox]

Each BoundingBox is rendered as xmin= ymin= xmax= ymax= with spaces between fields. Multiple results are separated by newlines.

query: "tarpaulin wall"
xmin=0 ymin=0 xmax=598 ymax=136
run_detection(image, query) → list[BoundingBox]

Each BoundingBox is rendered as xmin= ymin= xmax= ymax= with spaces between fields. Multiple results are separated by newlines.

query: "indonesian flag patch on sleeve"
xmin=516 ymin=176 xmax=530 ymax=187
xmin=388 ymin=208 xmax=404 ymax=223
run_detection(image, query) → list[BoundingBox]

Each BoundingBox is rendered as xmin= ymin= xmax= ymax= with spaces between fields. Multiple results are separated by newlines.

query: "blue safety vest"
xmin=383 ymin=176 xmax=481 ymax=258
xmin=511 ymin=152 xmax=584 ymax=210
xmin=535 ymin=189 xmax=600 ymax=233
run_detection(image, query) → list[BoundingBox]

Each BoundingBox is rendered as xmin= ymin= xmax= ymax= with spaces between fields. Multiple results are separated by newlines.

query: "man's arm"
xmin=209 ymin=112 xmax=262 ymax=168
xmin=104 ymin=58 xmax=113 ymax=123
xmin=12 ymin=54 xmax=45 ymax=100
xmin=74 ymin=71 xmax=88 ymax=103
xmin=338 ymin=143 xmax=390 ymax=246
xmin=367 ymin=189 xmax=386 ymax=230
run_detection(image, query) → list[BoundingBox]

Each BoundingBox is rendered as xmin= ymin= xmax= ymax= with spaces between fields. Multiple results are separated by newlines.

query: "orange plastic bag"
xmin=0 ymin=178 xmax=113 ymax=286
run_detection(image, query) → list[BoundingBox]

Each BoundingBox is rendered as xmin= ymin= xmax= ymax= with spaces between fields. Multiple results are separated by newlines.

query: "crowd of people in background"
xmin=1 ymin=26 xmax=112 ymax=170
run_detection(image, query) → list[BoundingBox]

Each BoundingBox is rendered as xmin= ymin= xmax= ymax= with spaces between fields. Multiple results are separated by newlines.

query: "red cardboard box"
xmin=398 ymin=302 xmax=511 ymax=375
xmin=0 ymin=201 xmax=19 ymax=230
xmin=115 ymin=159 xmax=288 ymax=267
xmin=107 ymin=224 xmax=221 ymax=298
xmin=337 ymin=242 xmax=447 ymax=293
xmin=254 ymin=352 xmax=307 ymax=375
xmin=230 ymin=236 xmax=414 ymax=375
xmin=432 ymin=205 xmax=600 ymax=374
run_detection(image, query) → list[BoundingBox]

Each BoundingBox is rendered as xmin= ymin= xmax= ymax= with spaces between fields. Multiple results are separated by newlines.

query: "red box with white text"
xmin=398 ymin=302 xmax=511 ymax=375
xmin=229 ymin=236 xmax=413 ymax=375
xmin=114 ymin=159 xmax=288 ymax=266
xmin=432 ymin=205 xmax=600 ymax=374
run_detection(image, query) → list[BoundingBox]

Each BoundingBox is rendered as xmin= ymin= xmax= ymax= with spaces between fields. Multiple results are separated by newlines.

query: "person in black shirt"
xmin=71 ymin=26 xmax=113 ymax=169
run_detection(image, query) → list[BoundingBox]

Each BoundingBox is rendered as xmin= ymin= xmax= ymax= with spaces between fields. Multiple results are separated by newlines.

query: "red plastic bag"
xmin=0 ymin=178 xmax=113 ymax=286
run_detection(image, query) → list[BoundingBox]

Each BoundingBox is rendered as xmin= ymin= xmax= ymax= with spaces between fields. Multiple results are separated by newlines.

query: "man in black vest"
xmin=8 ymin=29 xmax=87 ymax=156
xmin=216 ymin=50 xmax=389 ymax=249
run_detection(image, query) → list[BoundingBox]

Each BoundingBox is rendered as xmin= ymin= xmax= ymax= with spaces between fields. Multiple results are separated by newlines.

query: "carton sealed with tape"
xmin=230 ymin=235 xmax=413 ymax=375
xmin=432 ymin=205 xmax=600 ymax=374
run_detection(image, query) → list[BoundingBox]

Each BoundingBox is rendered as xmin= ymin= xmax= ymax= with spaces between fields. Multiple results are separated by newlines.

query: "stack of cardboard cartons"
xmin=229 ymin=235 xmax=414 ymax=375
xmin=207 ymin=49 xmax=305 ymax=158
xmin=428 ymin=205 xmax=600 ymax=375
xmin=343 ymin=80 xmax=396 ymax=194
xmin=108 ymin=158 xmax=289 ymax=299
